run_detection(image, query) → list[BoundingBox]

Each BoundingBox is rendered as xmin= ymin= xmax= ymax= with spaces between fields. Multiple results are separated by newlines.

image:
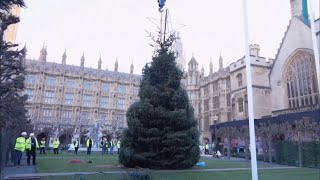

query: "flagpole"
xmin=307 ymin=1 xmax=320 ymax=91
xmin=242 ymin=0 xmax=258 ymax=180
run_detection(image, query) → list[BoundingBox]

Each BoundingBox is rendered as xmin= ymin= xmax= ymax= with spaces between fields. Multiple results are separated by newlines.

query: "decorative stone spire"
xmin=114 ymin=58 xmax=118 ymax=72
xmin=201 ymin=66 xmax=205 ymax=77
xmin=98 ymin=54 xmax=102 ymax=70
xmin=209 ymin=58 xmax=213 ymax=74
xmin=188 ymin=54 xmax=198 ymax=73
xmin=22 ymin=43 xmax=27 ymax=59
xmin=39 ymin=43 xmax=47 ymax=62
xmin=219 ymin=53 xmax=223 ymax=70
xmin=130 ymin=60 xmax=134 ymax=74
xmin=62 ymin=49 xmax=67 ymax=65
xmin=80 ymin=52 xmax=85 ymax=67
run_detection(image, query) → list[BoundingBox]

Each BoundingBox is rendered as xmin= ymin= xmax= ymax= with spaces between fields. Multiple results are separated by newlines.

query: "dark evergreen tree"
xmin=119 ymin=34 xmax=200 ymax=169
xmin=0 ymin=0 xmax=29 ymax=167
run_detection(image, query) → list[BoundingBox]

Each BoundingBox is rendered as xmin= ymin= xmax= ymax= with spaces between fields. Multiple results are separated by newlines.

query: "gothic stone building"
xmin=185 ymin=0 xmax=320 ymax=143
xmin=23 ymin=48 xmax=140 ymax=145
xmin=21 ymin=0 xmax=319 ymax=145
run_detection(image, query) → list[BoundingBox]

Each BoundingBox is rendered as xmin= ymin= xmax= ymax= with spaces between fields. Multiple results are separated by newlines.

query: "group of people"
xmin=99 ymin=137 xmax=121 ymax=155
xmin=75 ymin=137 xmax=121 ymax=155
xmin=14 ymin=132 xmax=61 ymax=166
xmin=14 ymin=132 xmax=39 ymax=166
xmin=14 ymin=131 xmax=122 ymax=166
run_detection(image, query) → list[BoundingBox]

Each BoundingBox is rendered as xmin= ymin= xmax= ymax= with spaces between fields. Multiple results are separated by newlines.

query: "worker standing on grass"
xmin=117 ymin=140 xmax=121 ymax=154
xmin=86 ymin=137 xmax=93 ymax=155
xmin=39 ymin=137 xmax=46 ymax=155
xmin=53 ymin=138 xmax=60 ymax=154
xmin=205 ymin=142 xmax=209 ymax=154
xmin=100 ymin=137 xmax=107 ymax=155
xmin=26 ymin=133 xmax=39 ymax=166
xmin=109 ymin=139 xmax=115 ymax=155
xmin=73 ymin=138 xmax=80 ymax=155
xmin=14 ymin=132 xmax=27 ymax=166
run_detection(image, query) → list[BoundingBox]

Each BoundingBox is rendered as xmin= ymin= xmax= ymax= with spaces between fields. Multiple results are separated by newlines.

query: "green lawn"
xmin=39 ymin=169 xmax=320 ymax=180
xmin=36 ymin=152 xmax=320 ymax=180
xmin=36 ymin=152 xmax=273 ymax=173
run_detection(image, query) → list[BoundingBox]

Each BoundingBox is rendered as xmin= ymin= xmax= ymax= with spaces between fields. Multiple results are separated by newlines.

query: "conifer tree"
xmin=119 ymin=34 xmax=200 ymax=169
xmin=0 ymin=0 xmax=29 ymax=167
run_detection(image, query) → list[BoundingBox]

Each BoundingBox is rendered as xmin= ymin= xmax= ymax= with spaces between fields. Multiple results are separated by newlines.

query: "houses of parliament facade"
xmin=5 ymin=0 xmax=320 ymax=144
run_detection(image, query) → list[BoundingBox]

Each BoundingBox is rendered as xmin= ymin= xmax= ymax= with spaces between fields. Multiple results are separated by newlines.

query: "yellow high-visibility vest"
xmin=26 ymin=137 xmax=39 ymax=151
xmin=40 ymin=140 xmax=45 ymax=148
xmin=53 ymin=140 xmax=60 ymax=148
xmin=14 ymin=137 xmax=26 ymax=152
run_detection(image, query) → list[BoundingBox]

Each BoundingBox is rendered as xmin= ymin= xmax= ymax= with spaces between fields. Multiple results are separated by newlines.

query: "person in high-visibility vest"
xmin=53 ymin=138 xmax=60 ymax=154
xmin=26 ymin=133 xmax=39 ymax=165
xmin=39 ymin=137 xmax=46 ymax=155
xmin=86 ymin=138 xmax=93 ymax=155
xmin=73 ymin=138 xmax=80 ymax=155
xmin=14 ymin=132 xmax=27 ymax=166
xmin=117 ymin=140 xmax=121 ymax=154
xmin=205 ymin=142 xmax=209 ymax=155
xmin=109 ymin=140 xmax=115 ymax=155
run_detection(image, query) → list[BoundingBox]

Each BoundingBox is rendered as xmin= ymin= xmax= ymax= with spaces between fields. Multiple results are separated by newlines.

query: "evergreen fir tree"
xmin=0 ymin=0 xmax=30 ymax=167
xmin=119 ymin=34 xmax=200 ymax=169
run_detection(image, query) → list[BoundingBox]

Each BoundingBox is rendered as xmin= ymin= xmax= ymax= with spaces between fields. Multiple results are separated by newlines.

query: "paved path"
xmin=1 ymin=157 xmax=36 ymax=179
xmin=3 ymin=166 xmax=297 ymax=179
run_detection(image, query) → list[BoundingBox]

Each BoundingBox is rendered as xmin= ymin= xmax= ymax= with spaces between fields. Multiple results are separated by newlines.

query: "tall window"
xmin=204 ymin=99 xmax=209 ymax=111
xmin=43 ymin=109 xmax=53 ymax=122
xmin=25 ymin=89 xmax=34 ymax=102
xmin=204 ymin=116 xmax=210 ymax=131
xmin=25 ymin=75 xmax=36 ymax=84
xmin=62 ymin=110 xmax=72 ymax=122
xmin=44 ymin=91 xmax=55 ymax=103
xmin=226 ymin=77 xmax=231 ymax=89
xmin=227 ymin=112 xmax=232 ymax=122
xmin=64 ymin=93 xmax=74 ymax=105
xmin=238 ymin=98 xmax=244 ymax=112
xmin=213 ymin=96 xmax=219 ymax=109
xmin=116 ymin=114 xmax=125 ymax=128
xmin=204 ymin=85 xmax=209 ymax=96
xmin=212 ymin=81 xmax=218 ymax=92
xmin=83 ymin=94 xmax=92 ymax=106
xmin=46 ymin=76 xmax=56 ymax=85
xmin=101 ymin=83 xmax=109 ymax=92
xmin=84 ymin=81 xmax=93 ymax=90
xmin=66 ymin=79 xmax=75 ymax=88
xmin=133 ymin=87 xmax=139 ymax=96
xmin=286 ymin=52 xmax=319 ymax=108
xmin=81 ymin=112 xmax=90 ymax=123
xmin=226 ymin=94 xmax=231 ymax=106
xmin=117 ymin=98 xmax=125 ymax=109
xmin=118 ymin=84 xmax=126 ymax=94
xmin=100 ymin=96 xmax=109 ymax=108
xmin=99 ymin=113 xmax=108 ymax=124
xmin=237 ymin=73 xmax=242 ymax=87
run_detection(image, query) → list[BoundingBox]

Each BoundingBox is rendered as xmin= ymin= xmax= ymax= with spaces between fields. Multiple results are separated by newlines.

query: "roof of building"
xmin=25 ymin=59 xmax=141 ymax=80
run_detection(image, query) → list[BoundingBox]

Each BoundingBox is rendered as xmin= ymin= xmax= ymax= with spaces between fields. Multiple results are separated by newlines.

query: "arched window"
xmin=238 ymin=98 xmax=244 ymax=112
xmin=285 ymin=52 xmax=319 ymax=108
xmin=237 ymin=73 xmax=242 ymax=87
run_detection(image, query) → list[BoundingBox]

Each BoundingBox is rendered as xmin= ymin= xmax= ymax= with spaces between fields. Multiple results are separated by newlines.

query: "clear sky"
xmin=16 ymin=0 xmax=319 ymax=75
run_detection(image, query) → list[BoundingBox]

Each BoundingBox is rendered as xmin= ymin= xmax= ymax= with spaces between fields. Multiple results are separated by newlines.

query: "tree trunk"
xmin=227 ymin=137 xmax=231 ymax=160
xmin=268 ymin=139 xmax=273 ymax=163
xmin=1 ymin=128 xmax=8 ymax=167
xmin=298 ymin=131 xmax=303 ymax=168
xmin=245 ymin=139 xmax=249 ymax=161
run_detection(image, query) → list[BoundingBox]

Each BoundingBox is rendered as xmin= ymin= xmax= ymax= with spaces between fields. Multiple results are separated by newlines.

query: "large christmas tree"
xmin=119 ymin=34 xmax=200 ymax=169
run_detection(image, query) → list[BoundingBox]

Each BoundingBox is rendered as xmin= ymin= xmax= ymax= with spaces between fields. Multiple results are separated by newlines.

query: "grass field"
xmin=36 ymin=152 xmax=320 ymax=180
